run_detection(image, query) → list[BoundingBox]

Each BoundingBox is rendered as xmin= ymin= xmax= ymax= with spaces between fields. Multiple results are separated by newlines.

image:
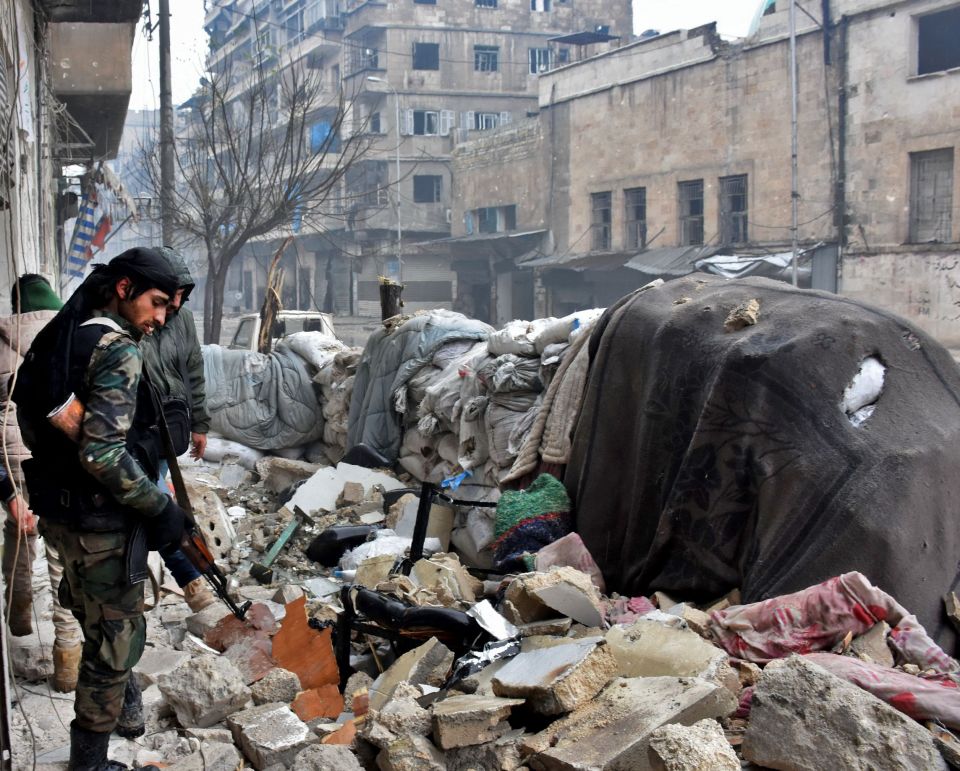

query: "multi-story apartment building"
xmin=447 ymin=0 xmax=960 ymax=347
xmin=202 ymin=0 xmax=631 ymax=326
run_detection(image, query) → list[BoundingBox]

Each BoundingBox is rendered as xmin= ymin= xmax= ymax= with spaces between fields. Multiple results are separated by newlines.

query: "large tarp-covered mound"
xmin=567 ymin=274 xmax=960 ymax=648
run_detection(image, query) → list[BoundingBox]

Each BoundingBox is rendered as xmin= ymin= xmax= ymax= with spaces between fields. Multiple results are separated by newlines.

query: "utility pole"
xmin=367 ymin=77 xmax=403 ymax=283
xmin=159 ymin=0 xmax=175 ymax=246
xmin=789 ymin=0 xmax=800 ymax=286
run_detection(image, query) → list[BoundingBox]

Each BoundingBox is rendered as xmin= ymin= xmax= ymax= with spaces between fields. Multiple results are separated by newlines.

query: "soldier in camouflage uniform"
xmin=14 ymin=249 xmax=187 ymax=771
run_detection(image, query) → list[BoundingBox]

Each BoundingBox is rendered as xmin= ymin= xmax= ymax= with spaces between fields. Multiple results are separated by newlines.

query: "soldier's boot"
xmin=114 ymin=677 xmax=145 ymax=739
xmin=2 ymin=526 xmax=36 ymax=636
xmin=183 ymin=576 xmax=216 ymax=612
xmin=69 ymin=722 xmax=129 ymax=770
xmin=52 ymin=641 xmax=82 ymax=693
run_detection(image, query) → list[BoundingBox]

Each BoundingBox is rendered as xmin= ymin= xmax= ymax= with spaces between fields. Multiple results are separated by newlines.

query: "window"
xmin=310 ymin=121 xmax=341 ymax=153
xmin=678 ymin=179 xmax=705 ymax=246
xmin=473 ymin=204 xmax=516 ymax=233
xmin=719 ymin=175 xmax=748 ymax=244
xmin=414 ymin=110 xmax=439 ymax=135
xmin=529 ymin=47 xmax=553 ymax=74
xmin=910 ymin=148 xmax=954 ymax=243
xmin=474 ymin=45 xmax=499 ymax=72
xmin=531 ymin=0 xmax=551 ymax=10
xmin=415 ymin=0 xmax=437 ymax=5
xmin=475 ymin=112 xmax=499 ymax=130
xmin=413 ymin=42 xmax=440 ymax=70
xmin=349 ymin=45 xmax=379 ymax=73
xmin=413 ymin=175 xmax=443 ymax=203
xmin=369 ymin=112 xmax=382 ymax=134
xmin=591 ymin=192 xmax=612 ymax=251
xmin=624 ymin=187 xmax=647 ymax=249
xmin=475 ymin=0 xmax=497 ymax=7
xmin=917 ymin=6 xmax=960 ymax=75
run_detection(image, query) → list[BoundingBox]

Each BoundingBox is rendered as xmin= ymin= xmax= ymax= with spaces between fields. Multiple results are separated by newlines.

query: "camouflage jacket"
xmin=140 ymin=306 xmax=210 ymax=433
xmin=76 ymin=310 xmax=168 ymax=517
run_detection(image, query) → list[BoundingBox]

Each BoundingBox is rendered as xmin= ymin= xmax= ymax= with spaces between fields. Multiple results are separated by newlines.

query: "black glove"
xmin=145 ymin=498 xmax=187 ymax=551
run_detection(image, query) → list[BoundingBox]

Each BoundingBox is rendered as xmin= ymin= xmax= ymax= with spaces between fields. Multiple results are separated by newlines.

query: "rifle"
xmin=156 ymin=410 xmax=250 ymax=620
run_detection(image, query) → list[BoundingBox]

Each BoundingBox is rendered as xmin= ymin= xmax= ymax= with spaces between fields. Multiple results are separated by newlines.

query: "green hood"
xmin=157 ymin=246 xmax=195 ymax=300
xmin=14 ymin=275 xmax=63 ymax=313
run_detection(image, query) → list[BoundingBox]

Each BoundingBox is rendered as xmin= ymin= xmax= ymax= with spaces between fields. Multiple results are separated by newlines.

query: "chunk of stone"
xmin=134 ymin=648 xmax=191 ymax=689
xmin=505 ymin=567 xmax=605 ymax=626
xmin=255 ymin=456 xmax=321 ymax=494
xmin=223 ymin=637 xmax=275 ymax=685
xmin=377 ymin=692 xmax=432 ymax=737
xmin=227 ymin=702 xmax=317 ymax=770
xmin=251 ymin=668 xmax=301 ymax=706
xmin=369 ymin=637 xmax=454 ymax=710
xmin=492 ymin=636 xmax=615 ymax=715
xmin=432 ymin=694 xmax=525 ymax=749
xmin=284 ymin=462 xmax=403 ymax=516
xmin=185 ymin=605 xmax=233 ymax=639
xmin=848 ymin=621 xmax=894 ymax=668
xmin=648 ymin=719 xmax=739 ymax=770
xmin=446 ymin=729 xmax=525 ymax=771
xmin=272 ymin=585 xmax=305 ymax=605
xmin=141 ymin=684 xmax=173 ymax=733
xmin=743 ymin=656 xmax=947 ymax=771
xmin=523 ymin=676 xmax=737 ymax=770
xmin=293 ymin=743 xmax=364 ymax=771
xmin=158 ymin=655 xmax=252 ymax=728
xmin=344 ymin=671 xmax=374 ymax=704
xmin=377 ymin=735 xmax=445 ymax=771
xmin=605 ymin=620 xmax=727 ymax=679
xmin=338 ymin=481 xmax=365 ymax=507
xmin=184 ymin=727 xmax=235 ymax=744
xmin=166 ymin=742 xmax=242 ymax=771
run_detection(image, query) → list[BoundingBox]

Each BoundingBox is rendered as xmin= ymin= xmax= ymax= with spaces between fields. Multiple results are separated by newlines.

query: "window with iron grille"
xmin=413 ymin=175 xmax=442 ymax=203
xmin=591 ymin=192 xmax=612 ymax=251
xmin=910 ymin=148 xmax=954 ymax=243
xmin=917 ymin=6 xmax=960 ymax=75
xmin=474 ymin=45 xmax=499 ymax=72
xmin=624 ymin=187 xmax=647 ymax=249
xmin=413 ymin=42 xmax=440 ymax=70
xmin=719 ymin=175 xmax=748 ymax=245
xmin=678 ymin=179 xmax=704 ymax=246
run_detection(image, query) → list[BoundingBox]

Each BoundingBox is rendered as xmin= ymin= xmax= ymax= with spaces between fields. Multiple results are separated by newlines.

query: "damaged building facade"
xmin=204 ymin=0 xmax=631 ymax=320
xmin=445 ymin=0 xmax=960 ymax=345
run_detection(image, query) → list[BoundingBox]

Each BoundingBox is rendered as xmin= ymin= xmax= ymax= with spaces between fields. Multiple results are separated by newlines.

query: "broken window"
xmin=910 ymin=148 xmax=954 ymax=243
xmin=917 ymin=6 xmax=960 ymax=75
xmin=529 ymin=48 xmax=553 ymax=74
xmin=679 ymin=179 xmax=704 ymax=246
xmin=624 ymin=187 xmax=647 ymax=249
xmin=474 ymin=45 xmax=500 ymax=72
xmin=413 ymin=42 xmax=440 ymax=70
xmin=719 ymin=174 xmax=748 ymax=245
xmin=591 ymin=192 xmax=612 ymax=251
xmin=413 ymin=175 xmax=443 ymax=203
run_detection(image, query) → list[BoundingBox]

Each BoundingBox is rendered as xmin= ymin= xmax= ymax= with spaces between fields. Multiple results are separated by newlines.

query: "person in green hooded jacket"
xmin=140 ymin=247 xmax=215 ymax=614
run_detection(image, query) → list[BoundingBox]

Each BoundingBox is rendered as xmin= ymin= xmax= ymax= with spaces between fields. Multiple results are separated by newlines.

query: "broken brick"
xmin=203 ymin=603 xmax=277 ymax=652
xmin=321 ymin=719 xmax=357 ymax=746
xmin=223 ymin=636 xmax=276 ymax=684
xmin=272 ymin=595 xmax=339 ymax=690
xmin=292 ymin=684 xmax=344 ymax=722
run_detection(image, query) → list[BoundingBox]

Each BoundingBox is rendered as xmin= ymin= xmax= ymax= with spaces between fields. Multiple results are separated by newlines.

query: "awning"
xmin=624 ymin=245 xmax=719 ymax=277
xmin=518 ymin=249 xmax=634 ymax=271
xmin=695 ymin=252 xmax=797 ymax=279
xmin=549 ymin=30 xmax=621 ymax=46
xmin=411 ymin=230 xmax=548 ymax=260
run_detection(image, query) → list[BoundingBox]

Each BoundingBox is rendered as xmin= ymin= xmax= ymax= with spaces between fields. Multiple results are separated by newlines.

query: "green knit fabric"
xmin=17 ymin=277 xmax=63 ymax=312
xmin=494 ymin=473 xmax=571 ymax=539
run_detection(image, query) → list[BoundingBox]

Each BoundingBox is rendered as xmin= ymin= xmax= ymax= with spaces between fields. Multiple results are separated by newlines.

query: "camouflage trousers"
xmin=38 ymin=520 xmax=146 ymax=733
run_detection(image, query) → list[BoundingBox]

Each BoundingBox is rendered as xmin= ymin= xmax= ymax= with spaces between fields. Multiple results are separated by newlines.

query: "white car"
xmin=228 ymin=311 xmax=337 ymax=351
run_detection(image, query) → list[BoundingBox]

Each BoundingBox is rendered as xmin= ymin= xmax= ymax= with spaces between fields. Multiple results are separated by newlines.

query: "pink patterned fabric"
xmin=710 ymin=572 xmax=958 ymax=674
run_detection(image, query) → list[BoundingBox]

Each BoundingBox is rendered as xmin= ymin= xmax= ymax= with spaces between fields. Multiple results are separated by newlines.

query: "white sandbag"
xmin=418 ymin=343 xmax=487 ymax=435
xmin=203 ymin=436 xmax=265 ymax=469
xmin=272 ymin=446 xmax=307 ymax=460
xmin=279 ymin=331 xmax=344 ymax=370
xmin=340 ymin=529 xmax=442 ymax=571
xmin=507 ymin=396 xmax=542 ymax=457
xmin=533 ymin=308 xmax=605 ymax=353
xmin=481 ymin=354 xmax=542 ymax=394
xmin=457 ymin=372 xmax=490 ymax=471
xmin=436 ymin=432 xmax=460 ymax=466
xmin=567 ymin=307 xmax=606 ymax=345
xmin=486 ymin=318 xmax=554 ymax=357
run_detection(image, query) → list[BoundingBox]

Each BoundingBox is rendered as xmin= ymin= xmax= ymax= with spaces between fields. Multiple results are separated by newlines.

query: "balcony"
xmin=37 ymin=0 xmax=144 ymax=23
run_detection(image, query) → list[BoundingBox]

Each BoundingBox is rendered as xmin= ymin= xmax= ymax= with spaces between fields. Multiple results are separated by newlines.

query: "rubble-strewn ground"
xmin=8 ymin=454 xmax=960 ymax=771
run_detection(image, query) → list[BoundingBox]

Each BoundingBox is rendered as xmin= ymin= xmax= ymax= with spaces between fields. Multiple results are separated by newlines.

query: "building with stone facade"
xmin=445 ymin=0 xmax=960 ymax=346
xmin=202 ymin=0 xmax=631 ymax=325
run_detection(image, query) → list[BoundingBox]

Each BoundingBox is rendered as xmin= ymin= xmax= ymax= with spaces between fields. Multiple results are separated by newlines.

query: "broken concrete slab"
xmin=251 ymin=668 xmax=301 ymax=705
xmin=133 ymin=648 xmax=190 ymax=689
xmin=432 ymin=694 xmax=526 ymax=749
xmin=505 ymin=567 xmax=605 ymax=626
xmin=605 ymin=620 xmax=727 ymax=679
xmin=185 ymin=605 xmax=234 ymax=639
xmin=377 ymin=735 xmax=446 ymax=771
xmin=293 ymin=743 xmax=364 ymax=771
xmin=411 ymin=553 xmax=482 ymax=605
xmin=284 ymin=462 xmax=404 ymax=516
xmin=848 ymin=621 xmax=894 ymax=668
xmin=366 ymin=691 xmax=433 ymax=746
xmin=203 ymin=603 xmax=278 ymax=652
xmin=446 ymin=729 xmax=526 ymax=771
xmin=522 ymin=676 xmax=737 ymax=770
xmin=166 ymin=742 xmax=242 ymax=771
xmin=648 ymin=719 xmax=739 ymax=771
xmin=292 ymin=685 xmax=344 ymax=722
xmin=227 ymin=702 xmax=318 ymax=770
xmin=273 ymin=585 xmax=305 ymax=605
xmin=184 ymin=478 xmax=237 ymax=562
xmin=370 ymin=637 xmax=454 ymax=711
xmin=141 ymin=683 xmax=173 ymax=734
xmin=157 ymin=655 xmax=252 ymax=728
xmin=272 ymin=595 xmax=339 ymax=690
xmin=223 ymin=636 xmax=275 ymax=684
xmin=354 ymin=554 xmax=396 ymax=590
xmin=8 ymin=617 xmax=55 ymax=681
xmin=492 ymin=637 xmax=616 ymax=715
xmin=743 ymin=656 xmax=947 ymax=771
xmin=255 ymin=456 xmax=322 ymax=494
xmin=184 ymin=727 xmax=235 ymax=744
xmin=338 ymin=481 xmax=365 ymax=507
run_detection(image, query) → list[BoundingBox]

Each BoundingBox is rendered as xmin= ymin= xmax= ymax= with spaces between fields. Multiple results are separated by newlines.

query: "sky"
xmin=129 ymin=0 xmax=762 ymax=111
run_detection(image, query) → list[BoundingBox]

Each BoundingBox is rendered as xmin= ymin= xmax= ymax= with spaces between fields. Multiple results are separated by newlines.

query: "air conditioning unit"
xmin=445 ymin=208 xmax=452 ymax=224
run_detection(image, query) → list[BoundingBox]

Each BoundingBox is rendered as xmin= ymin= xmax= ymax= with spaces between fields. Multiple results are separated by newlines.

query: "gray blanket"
xmin=202 ymin=343 xmax=324 ymax=450
xmin=567 ymin=275 xmax=960 ymax=649
xmin=348 ymin=310 xmax=492 ymax=462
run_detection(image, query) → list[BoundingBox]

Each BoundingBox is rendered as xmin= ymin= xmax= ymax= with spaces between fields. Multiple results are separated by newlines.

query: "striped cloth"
xmin=65 ymin=190 xmax=98 ymax=279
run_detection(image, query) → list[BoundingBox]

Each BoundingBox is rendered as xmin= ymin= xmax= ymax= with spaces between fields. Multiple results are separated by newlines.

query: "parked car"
xmin=228 ymin=310 xmax=337 ymax=351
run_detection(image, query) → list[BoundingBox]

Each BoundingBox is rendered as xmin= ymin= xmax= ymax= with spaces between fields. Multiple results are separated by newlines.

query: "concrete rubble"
xmin=10 ymin=434 xmax=960 ymax=771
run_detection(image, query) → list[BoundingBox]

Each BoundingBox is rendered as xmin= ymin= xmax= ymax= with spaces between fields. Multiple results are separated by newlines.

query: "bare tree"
xmin=141 ymin=54 xmax=370 ymax=343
